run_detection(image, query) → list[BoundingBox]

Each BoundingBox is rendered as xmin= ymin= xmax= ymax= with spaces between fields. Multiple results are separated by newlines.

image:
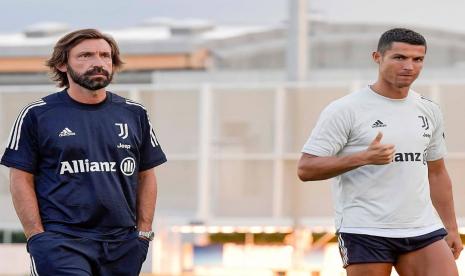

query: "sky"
xmin=2 ymin=0 xmax=465 ymax=34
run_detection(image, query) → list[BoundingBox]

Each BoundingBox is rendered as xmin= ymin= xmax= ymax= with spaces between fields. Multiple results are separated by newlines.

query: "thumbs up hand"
xmin=365 ymin=132 xmax=395 ymax=165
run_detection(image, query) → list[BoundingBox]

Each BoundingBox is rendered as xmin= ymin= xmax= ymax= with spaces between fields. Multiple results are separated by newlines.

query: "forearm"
xmin=9 ymin=168 xmax=43 ymax=239
xmin=298 ymin=151 xmax=369 ymax=181
xmin=136 ymin=168 xmax=157 ymax=231
xmin=429 ymin=171 xmax=458 ymax=232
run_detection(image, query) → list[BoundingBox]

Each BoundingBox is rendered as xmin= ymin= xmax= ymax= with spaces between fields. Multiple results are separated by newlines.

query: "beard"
xmin=67 ymin=65 xmax=113 ymax=91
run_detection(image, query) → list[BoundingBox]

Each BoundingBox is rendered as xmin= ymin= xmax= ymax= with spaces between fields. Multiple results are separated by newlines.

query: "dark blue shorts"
xmin=337 ymin=228 xmax=447 ymax=268
xmin=27 ymin=231 xmax=149 ymax=276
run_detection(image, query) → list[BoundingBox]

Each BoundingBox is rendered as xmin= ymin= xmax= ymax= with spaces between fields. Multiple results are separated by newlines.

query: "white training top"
xmin=302 ymin=86 xmax=446 ymax=237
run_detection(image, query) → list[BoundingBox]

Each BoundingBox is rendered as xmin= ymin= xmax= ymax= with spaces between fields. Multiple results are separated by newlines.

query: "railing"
xmin=1 ymin=80 xmax=465 ymax=233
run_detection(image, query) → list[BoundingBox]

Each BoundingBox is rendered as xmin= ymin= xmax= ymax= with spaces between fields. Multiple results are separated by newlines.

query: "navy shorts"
xmin=337 ymin=228 xmax=447 ymax=268
xmin=27 ymin=231 xmax=150 ymax=276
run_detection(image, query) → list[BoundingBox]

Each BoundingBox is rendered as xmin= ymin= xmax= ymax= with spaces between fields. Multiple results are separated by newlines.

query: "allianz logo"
xmin=60 ymin=158 xmax=136 ymax=176
xmin=393 ymin=152 xmax=427 ymax=165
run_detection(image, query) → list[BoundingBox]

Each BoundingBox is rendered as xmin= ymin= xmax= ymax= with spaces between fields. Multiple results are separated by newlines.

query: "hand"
xmin=445 ymin=229 xmax=463 ymax=259
xmin=364 ymin=132 xmax=395 ymax=165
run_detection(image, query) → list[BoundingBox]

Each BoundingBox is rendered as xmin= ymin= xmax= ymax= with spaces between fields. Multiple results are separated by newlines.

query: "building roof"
xmin=0 ymin=19 xmax=278 ymax=73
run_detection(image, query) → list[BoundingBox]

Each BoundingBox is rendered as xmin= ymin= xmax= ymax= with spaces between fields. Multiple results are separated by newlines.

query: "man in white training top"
xmin=298 ymin=28 xmax=462 ymax=276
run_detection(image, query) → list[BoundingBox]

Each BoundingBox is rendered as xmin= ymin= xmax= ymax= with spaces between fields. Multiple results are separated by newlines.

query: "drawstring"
xmin=102 ymin=241 xmax=109 ymax=259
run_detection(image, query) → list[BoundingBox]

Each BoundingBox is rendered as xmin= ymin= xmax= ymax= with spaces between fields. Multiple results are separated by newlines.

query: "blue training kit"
xmin=1 ymin=89 xmax=167 ymax=275
xmin=27 ymin=231 xmax=150 ymax=276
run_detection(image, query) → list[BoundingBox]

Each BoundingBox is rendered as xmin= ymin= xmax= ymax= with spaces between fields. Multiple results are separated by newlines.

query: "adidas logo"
xmin=371 ymin=120 xmax=387 ymax=128
xmin=59 ymin=127 xmax=76 ymax=137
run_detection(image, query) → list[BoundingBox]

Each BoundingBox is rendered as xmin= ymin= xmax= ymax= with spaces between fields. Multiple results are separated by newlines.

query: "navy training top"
xmin=1 ymin=90 xmax=167 ymax=240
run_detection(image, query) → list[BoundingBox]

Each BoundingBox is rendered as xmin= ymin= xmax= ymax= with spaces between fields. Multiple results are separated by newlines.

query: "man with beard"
xmin=0 ymin=29 xmax=167 ymax=275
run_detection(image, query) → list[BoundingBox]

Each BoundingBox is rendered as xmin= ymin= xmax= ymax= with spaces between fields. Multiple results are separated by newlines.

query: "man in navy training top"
xmin=1 ymin=28 xmax=167 ymax=275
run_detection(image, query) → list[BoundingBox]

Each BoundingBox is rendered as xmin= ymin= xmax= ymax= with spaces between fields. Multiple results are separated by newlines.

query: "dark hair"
xmin=377 ymin=28 xmax=427 ymax=54
xmin=46 ymin=28 xmax=124 ymax=87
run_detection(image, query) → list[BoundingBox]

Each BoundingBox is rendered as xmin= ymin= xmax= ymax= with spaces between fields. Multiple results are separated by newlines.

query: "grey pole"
xmin=287 ymin=1 xmax=309 ymax=270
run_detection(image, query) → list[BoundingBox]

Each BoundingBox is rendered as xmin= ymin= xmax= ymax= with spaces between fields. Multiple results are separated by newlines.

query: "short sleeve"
xmin=426 ymin=106 xmax=447 ymax=161
xmin=1 ymin=107 xmax=40 ymax=174
xmin=138 ymin=110 xmax=167 ymax=171
xmin=301 ymin=102 xmax=352 ymax=157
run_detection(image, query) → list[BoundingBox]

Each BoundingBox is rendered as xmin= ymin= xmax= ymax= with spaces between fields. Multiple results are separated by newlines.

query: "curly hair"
xmin=46 ymin=29 xmax=124 ymax=87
